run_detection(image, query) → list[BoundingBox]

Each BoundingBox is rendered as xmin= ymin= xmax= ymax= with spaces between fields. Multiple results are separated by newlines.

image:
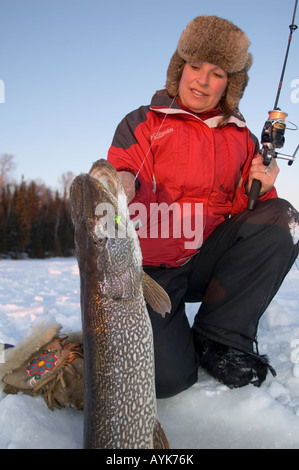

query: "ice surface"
xmin=0 ymin=257 xmax=299 ymax=449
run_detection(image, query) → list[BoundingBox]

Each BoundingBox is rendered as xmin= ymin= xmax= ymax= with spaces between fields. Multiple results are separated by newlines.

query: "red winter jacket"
xmin=108 ymin=90 xmax=277 ymax=267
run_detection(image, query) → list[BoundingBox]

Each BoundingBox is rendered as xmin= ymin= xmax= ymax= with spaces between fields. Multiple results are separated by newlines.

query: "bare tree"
xmin=58 ymin=171 xmax=75 ymax=202
xmin=0 ymin=154 xmax=16 ymax=188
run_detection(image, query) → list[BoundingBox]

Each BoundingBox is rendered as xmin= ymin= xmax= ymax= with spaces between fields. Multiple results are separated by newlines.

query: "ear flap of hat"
xmin=225 ymin=53 xmax=253 ymax=110
xmin=165 ymin=51 xmax=185 ymax=98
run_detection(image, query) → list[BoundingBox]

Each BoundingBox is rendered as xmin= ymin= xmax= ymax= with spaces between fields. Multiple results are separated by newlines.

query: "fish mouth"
xmin=70 ymin=159 xmax=125 ymax=233
xmin=89 ymin=159 xmax=121 ymax=199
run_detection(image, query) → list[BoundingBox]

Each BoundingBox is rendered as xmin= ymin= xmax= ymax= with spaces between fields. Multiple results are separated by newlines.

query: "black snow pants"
xmin=144 ymin=198 xmax=299 ymax=398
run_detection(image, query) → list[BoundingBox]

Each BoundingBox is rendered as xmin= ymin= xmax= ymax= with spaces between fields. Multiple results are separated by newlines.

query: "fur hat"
xmin=166 ymin=15 xmax=253 ymax=111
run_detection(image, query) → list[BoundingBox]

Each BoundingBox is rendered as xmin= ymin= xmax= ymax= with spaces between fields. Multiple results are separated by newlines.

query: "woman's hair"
xmin=217 ymin=77 xmax=235 ymax=128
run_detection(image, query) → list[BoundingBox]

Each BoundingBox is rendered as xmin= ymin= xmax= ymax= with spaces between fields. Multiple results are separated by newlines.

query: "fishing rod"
xmin=248 ymin=0 xmax=299 ymax=210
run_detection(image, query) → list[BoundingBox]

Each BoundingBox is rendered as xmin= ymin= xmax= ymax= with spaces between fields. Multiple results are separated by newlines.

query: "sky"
xmin=1 ymin=0 xmax=299 ymax=208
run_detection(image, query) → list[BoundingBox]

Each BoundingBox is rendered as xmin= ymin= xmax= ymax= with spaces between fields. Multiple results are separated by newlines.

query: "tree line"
xmin=0 ymin=154 xmax=75 ymax=259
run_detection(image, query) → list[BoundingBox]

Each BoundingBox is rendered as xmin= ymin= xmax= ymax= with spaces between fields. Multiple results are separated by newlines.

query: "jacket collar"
xmin=150 ymin=89 xmax=246 ymax=129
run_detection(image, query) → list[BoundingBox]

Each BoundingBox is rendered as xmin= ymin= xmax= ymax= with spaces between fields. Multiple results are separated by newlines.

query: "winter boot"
xmin=194 ymin=334 xmax=271 ymax=388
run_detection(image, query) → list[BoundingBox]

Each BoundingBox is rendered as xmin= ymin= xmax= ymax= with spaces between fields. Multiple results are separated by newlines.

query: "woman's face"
xmin=178 ymin=62 xmax=228 ymax=113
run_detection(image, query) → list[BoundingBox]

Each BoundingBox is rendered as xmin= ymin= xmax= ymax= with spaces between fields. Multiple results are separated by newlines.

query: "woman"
xmin=107 ymin=16 xmax=299 ymax=397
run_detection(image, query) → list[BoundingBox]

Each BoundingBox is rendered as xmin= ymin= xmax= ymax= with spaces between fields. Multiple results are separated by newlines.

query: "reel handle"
xmin=247 ymin=178 xmax=262 ymax=210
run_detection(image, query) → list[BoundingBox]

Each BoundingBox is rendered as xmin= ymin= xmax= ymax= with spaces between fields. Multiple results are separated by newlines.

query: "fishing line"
xmin=129 ymin=21 xmax=217 ymax=248
xmin=133 ymin=94 xmax=178 ymax=184
xmin=132 ymin=18 xmax=222 ymax=186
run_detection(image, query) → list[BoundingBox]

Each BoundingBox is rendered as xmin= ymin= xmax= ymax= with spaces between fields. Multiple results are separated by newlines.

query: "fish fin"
xmin=153 ymin=420 xmax=170 ymax=449
xmin=142 ymin=272 xmax=171 ymax=317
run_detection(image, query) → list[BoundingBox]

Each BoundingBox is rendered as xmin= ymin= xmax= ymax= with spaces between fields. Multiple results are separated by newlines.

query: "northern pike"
xmin=70 ymin=159 xmax=170 ymax=449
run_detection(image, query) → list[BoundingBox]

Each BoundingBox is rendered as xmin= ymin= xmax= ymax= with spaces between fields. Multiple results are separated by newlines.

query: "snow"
xmin=0 ymin=257 xmax=299 ymax=449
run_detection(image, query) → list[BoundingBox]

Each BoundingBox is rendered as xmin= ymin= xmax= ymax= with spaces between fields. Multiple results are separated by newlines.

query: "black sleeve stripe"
xmin=111 ymin=105 xmax=150 ymax=150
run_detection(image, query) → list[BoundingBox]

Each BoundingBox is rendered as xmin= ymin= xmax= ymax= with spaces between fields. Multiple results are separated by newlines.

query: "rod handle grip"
xmin=247 ymin=179 xmax=262 ymax=210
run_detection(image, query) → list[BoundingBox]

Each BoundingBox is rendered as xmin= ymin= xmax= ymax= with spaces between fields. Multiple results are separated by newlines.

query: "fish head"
xmin=70 ymin=159 xmax=143 ymax=300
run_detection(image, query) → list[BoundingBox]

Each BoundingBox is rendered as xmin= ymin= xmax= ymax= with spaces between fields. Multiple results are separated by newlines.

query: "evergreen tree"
xmin=0 ymin=174 xmax=74 ymax=258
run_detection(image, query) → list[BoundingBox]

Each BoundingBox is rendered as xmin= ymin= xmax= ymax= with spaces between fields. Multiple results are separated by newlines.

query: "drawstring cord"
xmin=253 ymin=338 xmax=277 ymax=377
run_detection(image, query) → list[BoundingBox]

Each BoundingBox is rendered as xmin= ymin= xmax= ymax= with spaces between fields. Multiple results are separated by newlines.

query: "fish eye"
xmin=93 ymin=235 xmax=107 ymax=246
